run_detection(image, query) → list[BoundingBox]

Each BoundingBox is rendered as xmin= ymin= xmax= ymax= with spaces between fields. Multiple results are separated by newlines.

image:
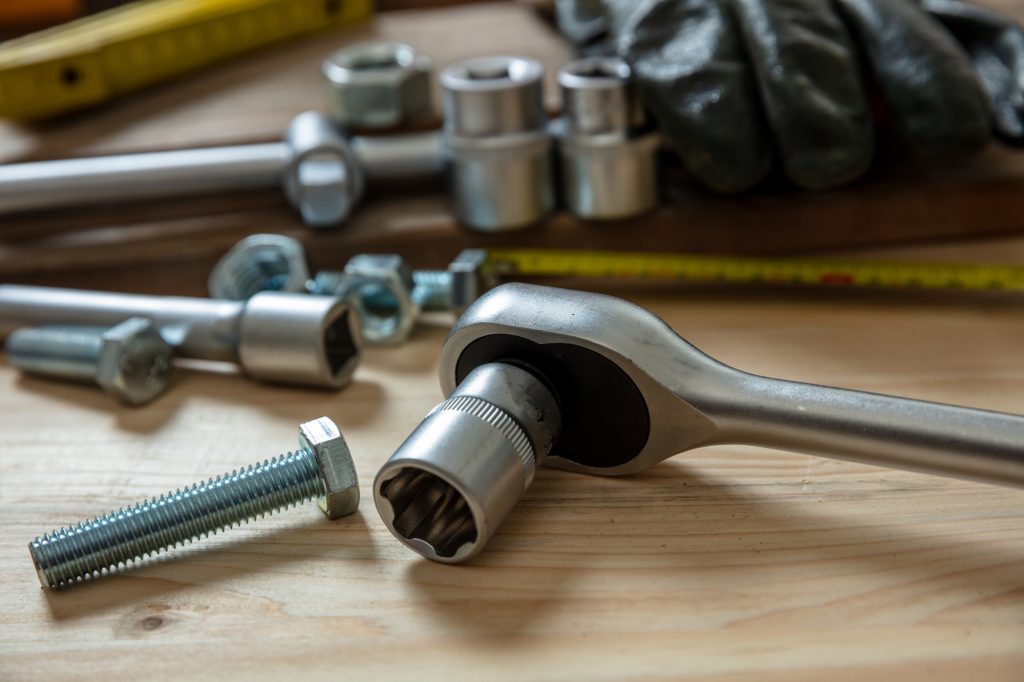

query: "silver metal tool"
xmin=207 ymin=233 xmax=311 ymax=300
xmin=323 ymin=41 xmax=433 ymax=130
xmin=29 ymin=416 xmax=358 ymax=589
xmin=4 ymin=318 xmax=173 ymax=405
xmin=0 ymin=111 xmax=444 ymax=227
xmin=0 ymin=285 xmax=360 ymax=389
xmin=555 ymin=56 xmax=660 ymax=220
xmin=440 ymin=56 xmax=554 ymax=232
xmin=375 ymin=283 xmax=1024 ymax=563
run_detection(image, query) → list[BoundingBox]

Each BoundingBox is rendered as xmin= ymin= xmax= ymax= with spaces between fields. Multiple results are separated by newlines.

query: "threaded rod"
xmin=30 ymin=447 xmax=324 ymax=588
xmin=5 ymin=326 xmax=106 ymax=381
xmin=411 ymin=270 xmax=453 ymax=311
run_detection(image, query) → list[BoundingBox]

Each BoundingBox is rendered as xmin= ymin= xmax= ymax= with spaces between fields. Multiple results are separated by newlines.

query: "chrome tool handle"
xmin=712 ymin=372 xmax=1024 ymax=488
xmin=0 ymin=145 xmax=287 ymax=214
xmin=0 ymin=285 xmax=244 ymax=362
xmin=0 ymin=132 xmax=444 ymax=215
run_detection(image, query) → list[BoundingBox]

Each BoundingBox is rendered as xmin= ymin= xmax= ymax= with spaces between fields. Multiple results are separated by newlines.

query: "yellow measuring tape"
xmin=0 ymin=0 xmax=374 ymax=120
xmin=487 ymin=249 xmax=1024 ymax=292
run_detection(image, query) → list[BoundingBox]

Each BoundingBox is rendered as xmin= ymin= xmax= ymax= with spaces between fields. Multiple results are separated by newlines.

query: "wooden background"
xmin=1 ymin=2 xmax=1023 ymax=680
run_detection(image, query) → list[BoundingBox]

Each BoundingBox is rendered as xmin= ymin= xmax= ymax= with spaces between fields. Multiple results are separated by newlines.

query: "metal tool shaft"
xmin=0 ymin=132 xmax=443 ymax=214
xmin=0 ymin=285 xmax=243 ymax=361
xmin=710 ymin=374 xmax=1024 ymax=487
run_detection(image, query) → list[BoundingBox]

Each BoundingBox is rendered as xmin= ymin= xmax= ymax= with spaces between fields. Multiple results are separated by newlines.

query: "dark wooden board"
xmin=1 ymin=1 xmax=1023 ymax=293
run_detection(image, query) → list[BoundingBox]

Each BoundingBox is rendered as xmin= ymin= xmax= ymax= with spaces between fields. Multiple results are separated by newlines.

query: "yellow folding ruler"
xmin=486 ymin=249 xmax=1024 ymax=292
xmin=0 ymin=0 xmax=374 ymax=120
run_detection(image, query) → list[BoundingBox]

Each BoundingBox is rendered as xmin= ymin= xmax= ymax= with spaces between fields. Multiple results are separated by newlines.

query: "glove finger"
xmin=835 ymin=0 xmax=991 ymax=157
xmin=921 ymin=0 xmax=1024 ymax=146
xmin=604 ymin=0 xmax=772 ymax=193
xmin=556 ymin=0 xmax=610 ymax=48
xmin=731 ymin=0 xmax=873 ymax=189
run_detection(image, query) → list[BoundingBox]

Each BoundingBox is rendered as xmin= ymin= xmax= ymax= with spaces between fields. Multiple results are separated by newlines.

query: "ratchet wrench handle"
xmin=713 ymin=373 xmax=1024 ymax=488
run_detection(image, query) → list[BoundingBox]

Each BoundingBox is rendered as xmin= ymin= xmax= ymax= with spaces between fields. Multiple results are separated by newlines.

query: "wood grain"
xmin=1 ymin=3 xmax=1023 ymax=679
xmin=1 ymin=236 xmax=1023 ymax=680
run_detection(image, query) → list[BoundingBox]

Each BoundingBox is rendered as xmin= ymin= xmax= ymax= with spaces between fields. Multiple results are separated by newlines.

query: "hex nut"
xmin=208 ymin=234 xmax=310 ymax=300
xmin=338 ymin=254 xmax=419 ymax=345
xmin=299 ymin=417 xmax=359 ymax=520
xmin=322 ymin=42 xmax=432 ymax=130
xmin=95 ymin=318 xmax=174 ymax=406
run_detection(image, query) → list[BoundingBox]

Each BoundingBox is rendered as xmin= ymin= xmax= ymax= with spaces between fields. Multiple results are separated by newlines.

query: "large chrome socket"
xmin=374 ymin=362 xmax=561 ymax=563
xmin=556 ymin=57 xmax=660 ymax=220
xmin=440 ymin=56 xmax=554 ymax=232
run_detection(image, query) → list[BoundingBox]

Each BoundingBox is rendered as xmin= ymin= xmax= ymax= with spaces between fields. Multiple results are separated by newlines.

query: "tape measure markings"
xmin=486 ymin=250 xmax=1024 ymax=292
xmin=0 ymin=0 xmax=373 ymax=119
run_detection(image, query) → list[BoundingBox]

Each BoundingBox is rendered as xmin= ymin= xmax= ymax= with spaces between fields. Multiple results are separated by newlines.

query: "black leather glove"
xmin=557 ymin=0 xmax=1024 ymax=192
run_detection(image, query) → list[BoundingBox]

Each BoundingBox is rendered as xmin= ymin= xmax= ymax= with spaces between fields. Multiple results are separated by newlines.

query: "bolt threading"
xmin=6 ymin=326 xmax=106 ymax=381
xmin=30 ymin=447 xmax=324 ymax=589
xmin=411 ymin=270 xmax=453 ymax=312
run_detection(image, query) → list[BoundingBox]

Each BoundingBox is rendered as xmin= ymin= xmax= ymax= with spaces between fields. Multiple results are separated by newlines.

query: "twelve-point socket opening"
xmin=377 ymin=466 xmax=478 ymax=559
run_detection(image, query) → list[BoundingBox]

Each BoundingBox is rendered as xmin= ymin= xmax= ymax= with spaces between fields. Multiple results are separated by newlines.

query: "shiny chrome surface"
xmin=0 ymin=113 xmax=443 ymax=225
xmin=375 ymin=363 xmax=560 ymax=563
xmin=441 ymin=56 xmax=553 ymax=232
xmin=374 ymin=283 xmax=1024 ymax=562
xmin=323 ymin=41 xmax=432 ymax=129
xmin=556 ymin=57 xmax=660 ymax=221
xmin=442 ymin=284 xmax=1024 ymax=484
xmin=0 ymin=285 xmax=359 ymax=389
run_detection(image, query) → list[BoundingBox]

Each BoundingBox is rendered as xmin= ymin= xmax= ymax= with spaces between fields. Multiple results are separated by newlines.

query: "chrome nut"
xmin=323 ymin=42 xmax=432 ymax=130
xmin=338 ymin=254 xmax=418 ymax=345
xmin=208 ymin=234 xmax=310 ymax=300
xmin=282 ymin=111 xmax=366 ymax=228
xmin=299 ymin=417 xmax=360 ymax=520
xmin=95 ymin=318 xmax=174 ymax=406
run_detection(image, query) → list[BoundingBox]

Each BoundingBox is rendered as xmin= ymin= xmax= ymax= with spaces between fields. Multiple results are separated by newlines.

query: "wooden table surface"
xmin=1 ymin=2 xmax=1024 ymax=680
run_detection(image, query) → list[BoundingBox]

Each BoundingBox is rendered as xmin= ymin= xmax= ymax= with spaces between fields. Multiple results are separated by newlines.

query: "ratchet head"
xmin=439 ymin=283 xmax=725 ymax=475
xmin=374 ymin=282 xmax=725 ymax=563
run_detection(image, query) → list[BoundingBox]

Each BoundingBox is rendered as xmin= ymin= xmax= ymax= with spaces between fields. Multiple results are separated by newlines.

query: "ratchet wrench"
xmin=375 ymin=283 xmax=1024 ymax=563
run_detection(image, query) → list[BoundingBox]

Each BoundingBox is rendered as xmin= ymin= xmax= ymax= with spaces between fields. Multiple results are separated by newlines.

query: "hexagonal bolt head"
xmin=299 ymin=417 xmax=360 ymax=519
xmin=336 ymin=254 xmax=419 ymax=345
xmin=96 ymin=318 xmax=174 ymax=405
xmin=322 ymin=42 xmax=433 ymax=130
xmin=208 ymin=234 xmax=310 ymax=300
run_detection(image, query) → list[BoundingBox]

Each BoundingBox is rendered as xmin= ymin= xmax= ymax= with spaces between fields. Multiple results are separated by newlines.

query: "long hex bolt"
xmin=29 ymin=417 xmax=359 ymax=589
xmin=5 ymin=318 xmax=173 ymax=405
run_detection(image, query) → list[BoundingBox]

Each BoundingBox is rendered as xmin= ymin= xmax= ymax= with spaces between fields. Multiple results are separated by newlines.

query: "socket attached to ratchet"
xmin=375 ymin=284 xmax=1024 ymax=563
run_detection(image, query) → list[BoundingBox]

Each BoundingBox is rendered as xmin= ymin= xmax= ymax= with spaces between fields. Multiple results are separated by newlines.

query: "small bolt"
xmin=4 ymin=317 xmax=173 ymax=406
xmin=28 ymin=417 xmax=359 ymax=589
xmin=310 ymin=249 xmax=492 ymax=314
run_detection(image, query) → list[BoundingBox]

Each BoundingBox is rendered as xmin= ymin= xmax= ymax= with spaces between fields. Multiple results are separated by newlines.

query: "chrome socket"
xmin=440 ymin=56 xmax=554 ymax=232
xmin=556 ymin=56 xmax=660 ymax=220
xmin=374 ymin=362 xmax=561 ymax=563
